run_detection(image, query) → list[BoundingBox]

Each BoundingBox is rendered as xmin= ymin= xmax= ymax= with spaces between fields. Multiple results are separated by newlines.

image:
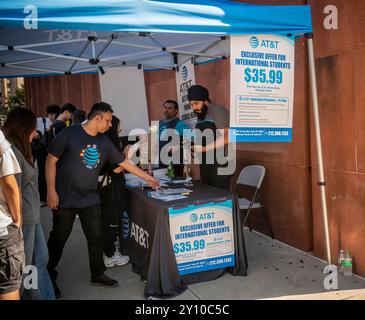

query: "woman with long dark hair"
xmin=2 ymin=108 xmax=55 ymax=300
xmin=99 ymin=115 xmax=129 ymax=267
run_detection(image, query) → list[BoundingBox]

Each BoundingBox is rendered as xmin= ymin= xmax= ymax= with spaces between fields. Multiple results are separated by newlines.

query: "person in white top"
xmin=35 ymin=104 xmax=60 ymax=137
xmin=0 ymin=130 xmax=24 ymax=300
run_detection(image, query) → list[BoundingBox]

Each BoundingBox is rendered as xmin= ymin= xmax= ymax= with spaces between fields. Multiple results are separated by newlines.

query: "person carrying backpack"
xmin=33 ymin=105 xmax=60 ymax=203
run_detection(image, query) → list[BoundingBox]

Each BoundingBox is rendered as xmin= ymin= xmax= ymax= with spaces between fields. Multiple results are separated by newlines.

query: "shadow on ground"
xmin=40 ymin=208 xmax=365 ymax=300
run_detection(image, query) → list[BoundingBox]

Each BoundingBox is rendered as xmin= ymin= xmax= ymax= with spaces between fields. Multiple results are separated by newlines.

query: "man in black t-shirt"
xmin=53 ymin=103 xmax=76 ymax=137
xmin=46 ymin=102 xmax=159 ymax=297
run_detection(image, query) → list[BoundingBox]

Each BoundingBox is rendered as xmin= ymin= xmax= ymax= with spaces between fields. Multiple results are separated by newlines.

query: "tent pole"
xmin=101 ymin=39 xmax=160 ymax=50
xmin=67 ymin=40 xmax=91 ymax=74
xmin=168 ymin=38 xmax=220 ymax=50
xmin=73 ymin=63 xmax=173 ymax=74
xmin=14 ymin=48 xmax=89 ymax=63
xmin=91 ymin=38 xmax=96 ymax=60
xmin=6 ymin=64 xmax=65 ymax=75
xmin=306 ymin=33 xmax=332 ymax=265
xmin=166 ymin=49 xmax=222 ymax=59
xmin=100 ymin=48 xmax=162 ymax=63
xmin=6 ymin=57 xmax=58 ymax=66
xmin=15 ymin=38 xmax=88 ymax=49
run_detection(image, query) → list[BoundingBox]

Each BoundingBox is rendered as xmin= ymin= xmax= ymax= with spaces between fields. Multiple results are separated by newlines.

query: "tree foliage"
xmin=0 ymin=84 xmax=25 ymax=117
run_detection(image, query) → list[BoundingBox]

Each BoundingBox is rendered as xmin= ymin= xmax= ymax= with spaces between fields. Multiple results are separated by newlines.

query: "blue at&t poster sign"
xmin=230 ymin=34 xmax=295 ymax=142
xmin=168 ymin=200 xmax=235 ymax=275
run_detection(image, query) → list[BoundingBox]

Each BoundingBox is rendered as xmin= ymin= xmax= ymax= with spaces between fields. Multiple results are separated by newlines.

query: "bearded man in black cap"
xmin=188 ymin=84 xmax=231 ymax=190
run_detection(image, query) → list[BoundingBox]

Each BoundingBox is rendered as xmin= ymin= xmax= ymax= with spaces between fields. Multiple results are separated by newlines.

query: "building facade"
xmin=0 ymin=77 xmax=24 ymax=107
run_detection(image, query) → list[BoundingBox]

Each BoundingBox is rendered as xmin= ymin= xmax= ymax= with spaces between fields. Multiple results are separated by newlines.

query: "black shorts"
xmin=0 ymin=224 xmax=25 ymax=295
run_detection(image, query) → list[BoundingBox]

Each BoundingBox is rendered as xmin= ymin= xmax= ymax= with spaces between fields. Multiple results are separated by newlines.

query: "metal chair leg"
xmin=260 ymin=205 xmax=274 ymax=239
xmin=247 ymin=211 xmax=253 ymax=232
xmin=257 ymin=193 xmax=274 ymax=239
xmin=243 ymin=208 xmax=253 ymax=232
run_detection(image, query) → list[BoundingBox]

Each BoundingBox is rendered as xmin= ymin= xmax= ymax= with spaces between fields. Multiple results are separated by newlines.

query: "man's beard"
xmin=194 ymin=104 xmax=208 ymax=121
xmin=164 ymin=112 xmax=175 ymax=120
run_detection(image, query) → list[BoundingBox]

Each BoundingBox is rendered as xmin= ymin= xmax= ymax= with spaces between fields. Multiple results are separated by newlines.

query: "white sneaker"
xmin=112 ymin=251 xmax=129 ymax=266
xmin=103 ymin=254 xmax=116 ymax=268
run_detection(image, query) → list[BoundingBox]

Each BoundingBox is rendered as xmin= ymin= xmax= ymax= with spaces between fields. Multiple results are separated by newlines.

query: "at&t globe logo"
xmin=181 ymin=65 xmax=189 ymax=81
xmin=249 ymin=36 xmax=280 ymax=49
xmin=122 ymin=211 xmax=130 ymax=240
xmin=249 ymin=36 xmax=260 ymax=49
xmin=80 ymin=144 xmax=100 ymax=169
xmin=190 ymin=213 xmax=198 ymax=223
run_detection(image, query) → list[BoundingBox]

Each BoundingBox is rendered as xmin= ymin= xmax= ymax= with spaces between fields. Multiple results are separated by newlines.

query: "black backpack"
xmin=32 ymin=118 xmax=52 ymax=158
xmin=98 ymin=169 xmax=126 ymax=206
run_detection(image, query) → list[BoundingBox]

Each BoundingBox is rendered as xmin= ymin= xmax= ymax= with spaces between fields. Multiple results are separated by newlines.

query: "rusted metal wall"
xmin=308 ymin=0 xmax=365 ymax=276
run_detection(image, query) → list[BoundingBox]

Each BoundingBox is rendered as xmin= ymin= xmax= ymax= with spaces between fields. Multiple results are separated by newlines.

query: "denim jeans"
xmin=22 ymin=222 xmax=55 ymax=300
xmin=47 ymin=204 xmax=105 ymax=280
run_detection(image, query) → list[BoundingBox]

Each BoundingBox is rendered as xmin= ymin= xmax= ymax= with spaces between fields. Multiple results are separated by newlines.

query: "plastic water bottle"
xmin=167 ymin=161 xmax=175 ymax=179
xmin=338 ymin=249 xmax=345 ymax=273
xmin=342 ymin=250 xmax=353 ymax=277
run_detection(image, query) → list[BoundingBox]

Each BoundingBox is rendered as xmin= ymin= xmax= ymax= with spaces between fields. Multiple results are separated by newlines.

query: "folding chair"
xmin=236 ymin=165 xmax=274 ymax=238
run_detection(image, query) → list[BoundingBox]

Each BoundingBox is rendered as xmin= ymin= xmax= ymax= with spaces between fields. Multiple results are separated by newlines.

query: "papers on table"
xmin=163 ymin=188 xmax=192 ymax=195
xmin=152 ymin=168 xmax=168 ymax=178
xmin=152 ymin=168 xmax=171 ymax=185
xmin=125 ymin=173 xmax=147 ymax=188
xmin=147 ymin=192 xmax=188 ymax=202
xmin=125 ymin=172 xmax=170 ymax=188
xmin=172 ymin=177 xmax=193 ymax=184
xmin=125 ymin=169 xmax=194 ymax=188
xmin=125 ymin=178 xmax=148 ymax=188
xmin=147 ymin=187 xmax=192 ymax=201
xmin=125 ymin=179 xmax=169 ymax=188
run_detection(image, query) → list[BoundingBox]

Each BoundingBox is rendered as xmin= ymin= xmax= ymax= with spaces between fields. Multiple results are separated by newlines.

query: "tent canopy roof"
xmin=0 ymin=0 xmax=312 ymax=78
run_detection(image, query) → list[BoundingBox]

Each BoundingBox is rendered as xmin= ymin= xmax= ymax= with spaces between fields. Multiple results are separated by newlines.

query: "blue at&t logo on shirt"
xmin=80 ymin=144 xmax=100 ymax=169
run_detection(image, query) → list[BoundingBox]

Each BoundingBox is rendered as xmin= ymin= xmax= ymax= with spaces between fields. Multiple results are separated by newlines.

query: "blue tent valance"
xmin=0 ymin=0 xmax=313 ymax=78
xmin=0 ymin=0 xmax=312 ymax=35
